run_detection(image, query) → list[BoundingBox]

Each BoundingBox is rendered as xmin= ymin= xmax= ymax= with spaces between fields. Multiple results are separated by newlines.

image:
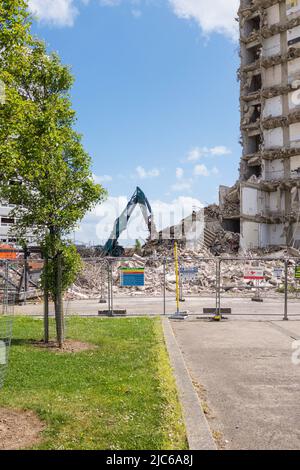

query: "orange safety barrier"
xmin=0 ymin=244 xmax=17 ymax=260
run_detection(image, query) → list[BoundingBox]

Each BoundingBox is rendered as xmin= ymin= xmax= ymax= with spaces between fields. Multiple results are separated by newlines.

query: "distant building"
xmin=0 ymin=200 xmax=17 ymax=244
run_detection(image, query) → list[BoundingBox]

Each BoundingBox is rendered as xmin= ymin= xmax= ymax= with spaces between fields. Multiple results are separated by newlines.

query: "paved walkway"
xmin=15 ymin=296 xmax=300 ymax=321
xmin=162 ymin=319 xmax=216 ymax=450
xmin=171 ymin=319 xmax=300 ymax=450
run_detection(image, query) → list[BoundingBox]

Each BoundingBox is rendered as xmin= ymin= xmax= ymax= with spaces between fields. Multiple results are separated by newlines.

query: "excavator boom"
xmin=102 ymin=187 xmax=156 ymax=256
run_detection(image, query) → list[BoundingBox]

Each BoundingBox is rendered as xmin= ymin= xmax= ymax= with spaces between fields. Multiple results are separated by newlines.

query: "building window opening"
xmin=250 ymin=104 xmax=261 ymax=123
xmin=245 ymin=44 xmax=261 ymax=65
xmin=249 ymin=73 xmax=262 ymax=93
xmin=244 ymin=16 xmax=261 ymax=37
xmin=247 ymin=164 xmax=262 ymax=179
xmin=1 ymin=217 xmax=15 ymax=226
xmin=222 ymin=218 xmax=241 ymax=234
xmin=246 ymin=133 xmax=262 ymax=154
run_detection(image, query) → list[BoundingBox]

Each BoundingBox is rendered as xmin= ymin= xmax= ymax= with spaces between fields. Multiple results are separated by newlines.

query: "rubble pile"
xmin=67 ymin=261 xmax=107 ymax=300
xmin=204 ymin=204 xmax=221 ymax=220
xmin=67 ymin=250 xmax=216 ymax=299
xmin=66 ymin=247 xmax=300 ymax=300
xmin=65 ymin=188 xmax=300 ymax=300
xmin=220 ymin=184 xmax=240 ymax=218
xmin=210 ymin=230 xmax=240 ymax=256
xmin=203 ymin=200 xmax=240 ymax=255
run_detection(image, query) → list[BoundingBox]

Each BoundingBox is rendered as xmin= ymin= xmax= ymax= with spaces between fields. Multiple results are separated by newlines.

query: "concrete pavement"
xmin=162 ymin=318 xmax=217 ymax=450
xmin=14 ymin=296 xmax=300 ymax=320
xmin=171 ymin=319 xmax=300 ymax=450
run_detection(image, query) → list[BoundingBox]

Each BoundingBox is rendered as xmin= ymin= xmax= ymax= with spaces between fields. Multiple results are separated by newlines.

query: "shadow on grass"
xmin=11 ymin=338 xmax=98 ymax=354
xmin=11 ymin=338 xmax=46 ymax=347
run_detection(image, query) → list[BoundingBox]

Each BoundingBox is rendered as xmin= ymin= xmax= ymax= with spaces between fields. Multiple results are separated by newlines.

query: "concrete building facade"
xmin=239 ymin=0 xmax=300 ymax=249
xmin=0 ymin=201 xmax=17 ymax=244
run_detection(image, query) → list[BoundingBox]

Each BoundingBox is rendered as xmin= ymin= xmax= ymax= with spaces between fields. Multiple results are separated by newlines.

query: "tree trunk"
xmin=55 ymin=251 xmax=64 ymax=348
xmin=48 ymin=227 xmax=64 ymax=348
xmin=43 ymin=255 xmax=49 ymax=344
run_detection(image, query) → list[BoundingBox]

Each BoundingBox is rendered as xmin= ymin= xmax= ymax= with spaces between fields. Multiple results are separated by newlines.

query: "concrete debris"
xmin=247 ymin=174 xmax=261 ymax=184
xmin=210 ymin=231 xmax=240 ymax=256
xmin=66 ymin=246 xmax=300 ymax=300
xmin=219 ymin=184 xmax=240 ymax=218
xmin=67 ymin=205 xmax=300 ymax=300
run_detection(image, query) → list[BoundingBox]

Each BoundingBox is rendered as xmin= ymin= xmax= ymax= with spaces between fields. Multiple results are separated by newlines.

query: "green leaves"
xmin=41 ymin=241 xmax=83 ymax=297
xmin=0 ymin=1 xmax=30 ymax=54
xmin=0 ymin=1 xmax=107 ymax=298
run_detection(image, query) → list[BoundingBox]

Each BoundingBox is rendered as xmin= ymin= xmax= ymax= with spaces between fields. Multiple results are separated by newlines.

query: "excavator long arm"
xmin=103 ymin=187 xmax=157 ymax=256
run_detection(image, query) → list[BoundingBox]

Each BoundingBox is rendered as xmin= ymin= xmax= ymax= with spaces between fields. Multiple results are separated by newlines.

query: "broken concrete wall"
xmin=239 ymin=0 xmax=300 ymax=249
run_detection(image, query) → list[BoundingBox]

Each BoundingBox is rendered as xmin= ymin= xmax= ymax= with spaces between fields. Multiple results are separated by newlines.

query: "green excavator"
xmin=102 ymin=187 xmax=157 ymax=257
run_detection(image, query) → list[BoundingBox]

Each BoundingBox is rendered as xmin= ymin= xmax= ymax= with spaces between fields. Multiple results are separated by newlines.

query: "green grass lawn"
xmin=0 ymin=316 xmax=187 ymax=450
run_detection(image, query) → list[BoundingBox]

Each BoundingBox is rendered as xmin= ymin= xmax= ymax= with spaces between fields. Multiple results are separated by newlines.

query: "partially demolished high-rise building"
xmin=239 ymin=0 xmax=300 ymax=249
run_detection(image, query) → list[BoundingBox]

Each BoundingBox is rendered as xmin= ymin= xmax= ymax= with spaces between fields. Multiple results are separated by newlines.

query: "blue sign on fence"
xmin=180 ymin=267 xmax=198 ymax=281
xmin=120 ymin=268 xmax=145 ymax=287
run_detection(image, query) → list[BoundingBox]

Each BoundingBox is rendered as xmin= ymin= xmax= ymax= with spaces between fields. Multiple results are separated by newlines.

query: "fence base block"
xmin=98 ymin=310 xmax=127 ymax=317
xmin=203 ymin=308 xmax=232 ymax=315
xmin=169 ymin=311 xmax=188 ymax=320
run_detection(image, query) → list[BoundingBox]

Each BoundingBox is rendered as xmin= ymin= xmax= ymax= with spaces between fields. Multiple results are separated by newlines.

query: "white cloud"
xmin=99 ymin=0 xmax=122 ymax=5
xmin=151 ymin=195 xmax=204 ymax=235
xmin=187 ymin=145 xmax=231 ymax=161
xmin=132 ymin=9 xmax=142 ymax=18
xmin=187 ymin=147 xmax=207 ymax=161
xmin=99 ymin=0 xmax=238 ymax=40
xmin=28 ymin=0 xmax=239 ymax=40
xmin=210 ymin=146 xmax=232 ymax=156
xmin=194 ymin=164 xmax=209 ymax=177
xmin=171 ymin=181 xmax=192 ymax=192
xmin=98 ymin=0 xmax=142 ymax=18
xmin=169 ymin=0 xmax=239 ymax=41
xmin=93 ymin=173 xmax=113 ymax=183
xmin=98 ymin=0 xmax=143 ymax=10
xmin=135 ymin=166 xmax=160 ymax=179
xmin=75 ymin=194 xmax=204 ymax=245
xmin=28 ymin=0 xmax=78 ymax=27
xmin=176 ymin=167 xmax=184 ymax=179
xmin=75 ymin=195 xmax=127 ymax=245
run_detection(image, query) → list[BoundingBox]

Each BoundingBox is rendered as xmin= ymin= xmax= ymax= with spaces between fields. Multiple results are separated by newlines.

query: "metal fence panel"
xmin=217 ymin=257 xmax=300 ymax=321
xmin=62 ymin=255 xmax=300 ymax=321
xmin=0 ymin=261 xmax=15 ymax=389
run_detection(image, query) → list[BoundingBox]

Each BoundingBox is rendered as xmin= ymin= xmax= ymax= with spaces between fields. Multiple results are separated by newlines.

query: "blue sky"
xmin=28 ymin=0 xmax=240 ymax=244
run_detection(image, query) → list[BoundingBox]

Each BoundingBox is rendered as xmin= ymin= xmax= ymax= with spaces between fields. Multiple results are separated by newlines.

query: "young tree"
xmin=0 ymin=0 xmax=32 ymax=170
xmin=0 ymin=4 xmax=106 ymax=346
xmin=0 ymin=1 xmax=30 ymax=54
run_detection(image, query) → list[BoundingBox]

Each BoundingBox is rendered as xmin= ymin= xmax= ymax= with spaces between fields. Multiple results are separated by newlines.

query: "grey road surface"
xmin=15 ymin=296 xmax=300 ymax=320
xmin=172 ymin=319 xmax=300 ymax=450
